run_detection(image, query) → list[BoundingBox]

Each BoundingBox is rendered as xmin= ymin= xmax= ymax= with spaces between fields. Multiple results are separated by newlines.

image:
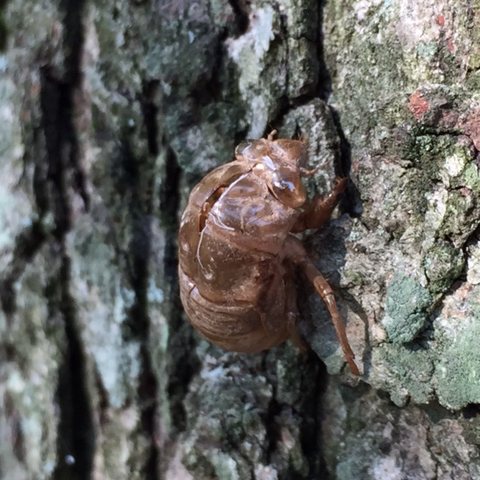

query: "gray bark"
xmin=0 ymin=0 xmax=479 ymax=479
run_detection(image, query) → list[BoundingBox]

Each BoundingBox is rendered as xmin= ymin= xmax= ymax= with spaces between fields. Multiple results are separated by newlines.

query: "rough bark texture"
xmin=0 ymin=1 xmax=479 ymax=479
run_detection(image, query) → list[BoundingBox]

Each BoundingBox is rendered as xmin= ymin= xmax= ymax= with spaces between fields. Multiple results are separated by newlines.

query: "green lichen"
xmin=399 ymin=133 xmax=455 ymax=220
xmin=463 ymin=162 xmax=480 ymax=191
xmin=401 ymin=132 xmax=479 ymax=291
xmin=400 ymin=110 xmax=480 ymax=247
xmin=403 ymin=133 xmax=465 ymax=179
xmin=372 ymin=344 xmax=435 ymax=406
xmin=423 ymin=240 xmax=465 ymax=294
xmin=382 ymin=274 xmax=432 ymax=344
xmin=434 ymin=298 xmax=480 ymax=409
xmin=438 ymin=189 xmax=479 ymax=243
xmin=466 ymin=14 xmax=480 ymax=71
xmin=435 ymin=319 xmax=480 ymax=409
xmin=416 ymin=41 xmax=438 ymax=61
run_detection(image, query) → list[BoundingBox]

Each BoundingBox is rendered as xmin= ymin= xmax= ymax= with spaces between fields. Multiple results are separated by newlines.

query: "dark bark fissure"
xmin=163 ymin=147 xmax=201 ymax=435
xmin=0 ymin=0 xmax=8 ymax=51
xmin=39 ymin=67 xmax=73 ymax=237
xmin=264 ymin=395 xmax=283 ymax=464
xmin=119 ymin=135 xmax=160 ymax=480
xmin=59 ymin=0 xmax=90 ymax=211
xmin=142 ymin=80 xmax=161 ymax=157
xmin=130 ymin=219 xmax=160 ymax=480
xmin=159 ymin=146 xmax=182 ymax=233
xmin=39 ymin=61 xmax=94 ymax=478
xmin=133 ymin=261 xmax=161 ymax=480
xmin=461 ymin=403 xmax=480 ymax=419
xmin=38 ymin=1 xmax=95 ymax=478
xmin=39 ymin=69 xmax=91 ymax=480
xmin=298 ymin=358 xmax=330 ymax=479
xmin=52 ymin=252 xmax=96 ymax=480
xmin=316 ymin=0 xmax=332 ymax=101
xmin=165 ymin=300 xmax=200 ymax=433
xmin=328 ymin=107 xmax=363 ymax=218
xmin=257 ymin=356 xmax=330 ymax=480
xmin=227 ymin=0 xmax=250 ymax=36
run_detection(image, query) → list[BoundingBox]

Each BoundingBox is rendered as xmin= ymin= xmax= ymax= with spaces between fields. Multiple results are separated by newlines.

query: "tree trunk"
xmin=1 ymin=1 xmax=479 ymax=479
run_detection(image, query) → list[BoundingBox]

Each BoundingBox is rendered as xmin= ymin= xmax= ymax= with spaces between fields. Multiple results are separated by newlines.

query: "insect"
xmin=178 ymin=131 xmax=359 ymax=375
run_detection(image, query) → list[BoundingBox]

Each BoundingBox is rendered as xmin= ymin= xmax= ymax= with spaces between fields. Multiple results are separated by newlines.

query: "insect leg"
xmin=284 ymin=270 xmax=308 ymax=352
xmin=303 ymin=264 xmax=359 ymax=375
xmin=292 ymin=177 xmax=348 ymax=232
xmin=284 ymin=236 xmax=360 ymax=375
xmin=267 ymin=129 xmax=278 ymax=141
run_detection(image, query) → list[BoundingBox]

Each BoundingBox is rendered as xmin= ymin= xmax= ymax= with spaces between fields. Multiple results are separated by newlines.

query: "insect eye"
xmin=269 ymin=170 xmax=306 ymax=208
xmin=272 ymin=172 xmax=295 ymax=192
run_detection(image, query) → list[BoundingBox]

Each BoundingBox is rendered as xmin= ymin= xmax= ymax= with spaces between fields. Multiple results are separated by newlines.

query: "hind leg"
xmin=284 ymin=235 xmax=360 ymax=375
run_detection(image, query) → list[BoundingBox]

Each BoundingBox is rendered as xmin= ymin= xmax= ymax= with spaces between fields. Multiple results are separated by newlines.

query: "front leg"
xmin=292 ymin=177 xmax=348 ymax=232
xmin=284 ymin=268 xmax=308 ymax=352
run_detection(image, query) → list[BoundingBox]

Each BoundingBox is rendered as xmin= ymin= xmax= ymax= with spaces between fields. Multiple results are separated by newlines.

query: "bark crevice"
xmin=40 ymin=2 xmax=95 ymax=478
xmin=119 ymin=133 xmax=161 ymax=480
xmin=163 ymin=147 xmax=201 ymax=436
xmin=52 ymin=252 xmax=96 ymax=480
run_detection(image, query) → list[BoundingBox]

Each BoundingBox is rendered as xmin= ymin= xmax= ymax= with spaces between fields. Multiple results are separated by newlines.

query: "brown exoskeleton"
xmin=178 ymin=132 xmax=359 ymax=375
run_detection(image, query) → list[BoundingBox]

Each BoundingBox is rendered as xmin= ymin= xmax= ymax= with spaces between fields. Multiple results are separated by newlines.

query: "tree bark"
xmin=0 ymin=1 xmax=479 ymax=479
